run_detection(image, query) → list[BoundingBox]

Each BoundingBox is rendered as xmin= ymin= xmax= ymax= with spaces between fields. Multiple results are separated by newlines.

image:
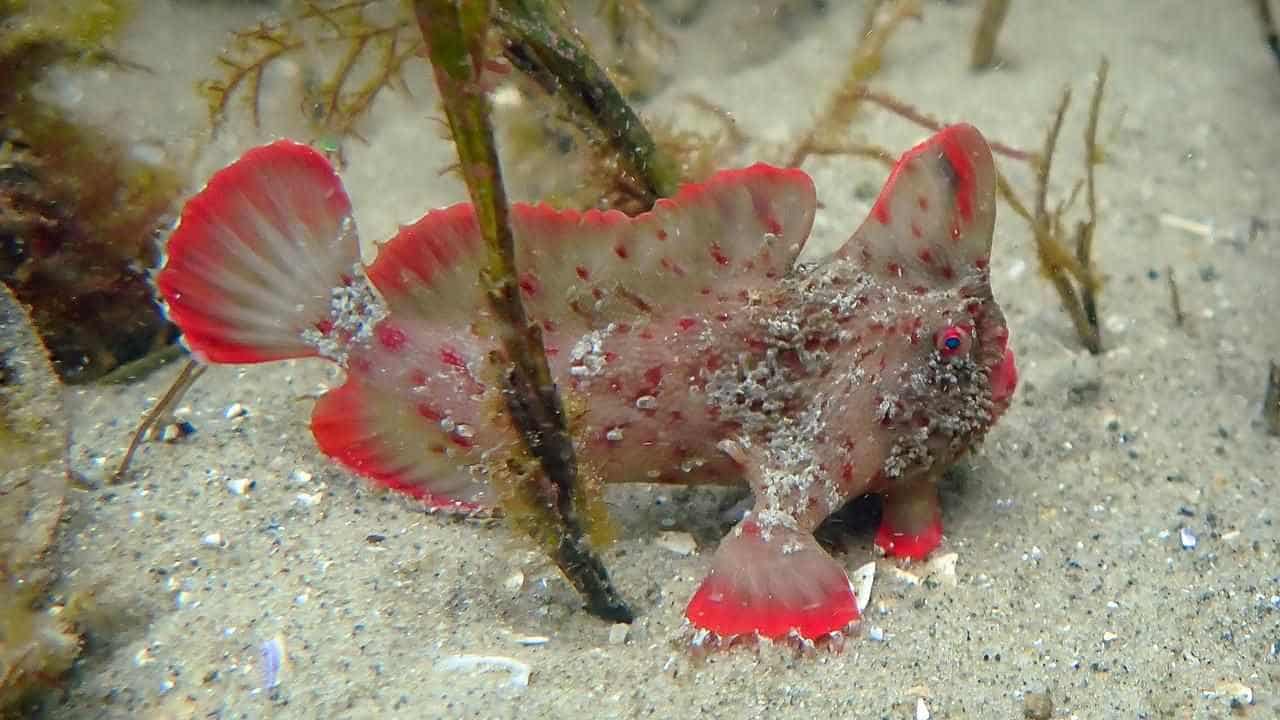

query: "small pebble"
xmin=295 ymin=492 xmax=323 ymax=508
xmin=656 ymin=531 xmax=697 ymax=556
xmin=1207 ymin=681 xmax=1253 ymax=708
xmin=868 ymin=626 xmax=885 ymax=642
xmin=915 ymin=697 xmax=930 ymax=720
xmin=1179 ymin=526 xmax=1197 ymax=549
xmin=503 ymin=570 xmax=525 ymax=593
xmin=1023 ymin=691 xmax=1053 ymax=719
xmin=226 ymin=477 xmax=254 ymax=496
xmin=200 ymin=532 xmax=226 ymax=549
xmin=224 ymin=402 xmax=248 ymax=419
xmin=608 ymin=623 xmax=630 ymax=645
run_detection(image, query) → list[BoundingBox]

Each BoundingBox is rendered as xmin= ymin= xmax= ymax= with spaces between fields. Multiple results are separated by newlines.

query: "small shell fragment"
xmin=608 ymin=623 xmax=629 ymax=645
xmin=851 ymin=561 xmax=875 ymax=614
xmin=224 ymin=402 xmax=248 ymax=419
xmin=656 ymin=531 xmax=697 ymax=556
xmin=1179 ymin=526 xmax=1197 ymax=549
xmin=437 ymin=655 xmax=530 ymax=690
xmin=925 ymin=552 xmax=958 ymax=587
xmin=226 ymin=477 xmax=254 ymax=495
xmin=503 ymin=570 xmax=525 ymax=593
xmin=915 ymin=697 xmax=931 ymax=720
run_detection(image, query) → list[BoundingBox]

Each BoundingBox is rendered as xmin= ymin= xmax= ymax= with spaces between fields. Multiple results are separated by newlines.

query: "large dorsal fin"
xmin=365 ymin=163 xmax=817 ymax=334
xmin=838 ymin=124 xmax=997 ymax=291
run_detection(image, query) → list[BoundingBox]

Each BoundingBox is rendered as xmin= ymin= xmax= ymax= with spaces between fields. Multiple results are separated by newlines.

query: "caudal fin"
xmin=685 ymin=514 xmax=860 ymax=642
xmin=156 ymin=140 xmax=365 ymax=364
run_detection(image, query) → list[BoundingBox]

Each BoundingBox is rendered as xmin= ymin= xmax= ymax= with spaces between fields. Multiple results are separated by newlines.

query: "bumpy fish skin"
xmin=155 ymin=125 xmax=1017 ymax=645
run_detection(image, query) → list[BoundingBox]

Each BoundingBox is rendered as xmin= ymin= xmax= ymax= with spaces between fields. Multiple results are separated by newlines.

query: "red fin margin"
xmin=157 ymin=140 xmax=361 ymax=364
xmin=685 ymin=515 xmax=859 ymax=642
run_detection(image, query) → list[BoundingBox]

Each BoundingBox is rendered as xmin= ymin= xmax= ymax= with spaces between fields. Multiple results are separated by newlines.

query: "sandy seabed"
xmin=24 ymin=1 xmax=1280 ymax=718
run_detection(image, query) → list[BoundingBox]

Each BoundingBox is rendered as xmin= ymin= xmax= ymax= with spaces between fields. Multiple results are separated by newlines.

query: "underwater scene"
xmin=2 ymin=0 xmax=1279 ymax=717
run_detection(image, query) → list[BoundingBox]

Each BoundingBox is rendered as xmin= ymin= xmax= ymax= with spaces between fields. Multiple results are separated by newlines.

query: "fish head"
xmin=838 ymin=124 xmax=1017 ymax=477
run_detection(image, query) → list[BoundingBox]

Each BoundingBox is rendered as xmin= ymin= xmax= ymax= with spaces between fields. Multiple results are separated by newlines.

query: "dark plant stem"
xmin=412 ymin=0 xmax=631 ymax=623
xmin=493 ymin=0 xmax=678 ymax=209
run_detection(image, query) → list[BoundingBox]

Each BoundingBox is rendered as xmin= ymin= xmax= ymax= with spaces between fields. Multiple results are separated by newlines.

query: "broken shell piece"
xmin=608 ymin=623 xmax=629 ymax=645
xmin=656 ymin=531 xmax=697 ymax=556
xmin=924 ymin=552 xmax=958 ymax=587
xmin=224 ymin=402 xmax=248 ymax=419
xmin=226 ymin=477 xmax=254 ymax=495
xmin=851 ymin=561 xmax=875 ymax=614
xmin=890 ymin=566 xmax=922 ymax=586
xmin=437 ymin=655 xmax=530 ymax=690
xmin=915 ymin=698 xmax=931 ymax=720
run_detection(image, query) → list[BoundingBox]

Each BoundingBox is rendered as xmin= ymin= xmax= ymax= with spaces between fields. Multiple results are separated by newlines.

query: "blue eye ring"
xmin=935 ymin=325 xmax=971 ymax=356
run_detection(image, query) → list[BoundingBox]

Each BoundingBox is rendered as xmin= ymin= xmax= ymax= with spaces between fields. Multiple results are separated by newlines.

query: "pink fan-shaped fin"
xmin=366 ymin=164 xmax=817 ymax=334
xmin=156 ymin=140 xmax=361 ymax=363
xmin=840 ymin=124 xmax=997 ymax=289
xmin=309 ymin=312 xmax=499 ymax=510
xmin=685 ymin=516 xmax=860 ymax=641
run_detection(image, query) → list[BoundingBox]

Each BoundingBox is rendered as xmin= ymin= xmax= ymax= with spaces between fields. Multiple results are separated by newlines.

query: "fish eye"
xmin=935 ymin=325 xmax=971 ymax=357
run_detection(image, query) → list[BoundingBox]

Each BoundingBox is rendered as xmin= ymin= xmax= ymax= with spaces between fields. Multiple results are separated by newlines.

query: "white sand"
xmin=30 ymin=0 xmax=1280 ymax=717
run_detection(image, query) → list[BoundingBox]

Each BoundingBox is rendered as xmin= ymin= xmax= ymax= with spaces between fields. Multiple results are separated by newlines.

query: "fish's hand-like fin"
xmin=684 ymin=513 xmax=860 ymax=643
xmin=366 ymin=164 xmax=817 ymax=336
xmin=309 ymin=313 xmax=500 ymax=511
xmin=156 ymin=140 xmax=368 ymax=364
xmin=840 ymin=124 xmax=997 ymax=290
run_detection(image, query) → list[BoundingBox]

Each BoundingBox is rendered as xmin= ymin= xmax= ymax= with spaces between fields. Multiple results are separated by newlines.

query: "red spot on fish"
xmin=614 ymin=243 xmax=629 ymax=259
xmin=660 ymin=257 xmax=687 ymax=277
xmin=315 ymin=319 xmax=334 ymax=335
xmin=643 ymin=365 xmax=663 ymax=387
xmin=615 ymin=323 xmax=631 ymax=334
xmin=542 ymin=319 xmax=556 ymax=333
xmin=764 ymin=215 xmax=783 ymax=235
xmin=940 ymin=265 xmax=956 ymax=281
xmin=545 ymin=345 xmax=558 ymax=356
xmin=974 ymin=258 xmax=989 ymax=270
xmin=917 ymin=195 xmax=929 ymax=211
xmin=912 ymin=285 xmax=928 ymax=295
xmin=592 ymin=287 xmax=604 ymax=301
xmin=440 ymin=346 xmax=466 ymax=369
xmin=604 ymin=351 xmax=619 ymax=363
xmin=429 ymin=445 xmax=445 ymax=456
xmin=840 ymin=462 xmax=853 ymax=482
xmin=575 ymin=265 xmax=590 ymax=280
xmin=917 ymin=248 xmax=933 ymax=264
xmin=656 ymin=228 xmax=668 ymax=241
xmin=377 ymin=324 xmax=407 ymax=351
xmin=886 ymin=262 xmax=902 ymax=277
xmin=518 ymin=272 xmax=541 ymax=296
xmin=408 ymin=369 xmax=428 ymax=387
xmin=911 ymin=222 xmax=923 ymax=240
xmin=450 ymin=434 xmax=475 ymax=449
xmin=677 ymin=317 xmax=698 ymax=332
xmin=670 ymin=410 xmax=684 ymax=423
xmin=639 ymin=328 xmax=654 ymax=341
xmin=416 ymin=402 xmax=442 ymax=422
xmin=705 ymin=353 xmax=722 ymax=371
xmin=715 ymin=312 xmax=730 ymax=322
xmin=710 ymin=243 xmax=731 ymax=266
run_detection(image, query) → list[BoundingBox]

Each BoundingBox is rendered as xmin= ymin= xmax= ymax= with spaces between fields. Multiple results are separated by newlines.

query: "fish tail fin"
xmin=156 ymin=140 xmax=369 ymax=364
xmin=684 ymin=513 xmax=860 ymax=644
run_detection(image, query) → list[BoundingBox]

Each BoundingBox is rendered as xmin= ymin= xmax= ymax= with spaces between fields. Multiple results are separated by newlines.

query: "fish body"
xmin=156 ymin=125 xmax=1017 ymax=644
